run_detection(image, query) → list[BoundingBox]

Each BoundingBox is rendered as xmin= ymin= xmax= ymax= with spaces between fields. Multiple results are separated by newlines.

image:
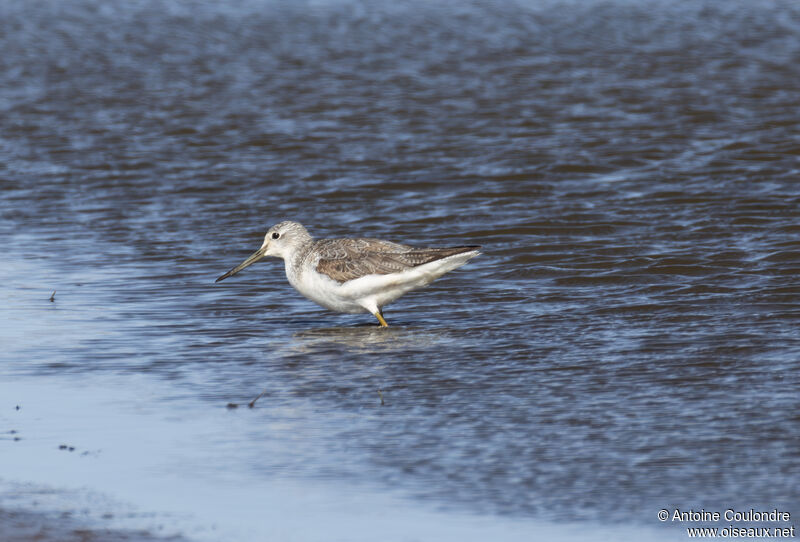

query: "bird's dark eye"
xmin=271 ymin=232 xmax=280 ymax=239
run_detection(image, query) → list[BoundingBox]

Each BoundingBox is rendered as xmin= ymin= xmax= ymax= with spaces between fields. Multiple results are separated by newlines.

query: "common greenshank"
xmin=215 ymin=221 xmax=480 ymax=326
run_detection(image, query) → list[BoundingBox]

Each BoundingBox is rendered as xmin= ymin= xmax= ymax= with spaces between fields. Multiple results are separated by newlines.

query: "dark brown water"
xmin=2 ymin=0 xmax=799 ymax=539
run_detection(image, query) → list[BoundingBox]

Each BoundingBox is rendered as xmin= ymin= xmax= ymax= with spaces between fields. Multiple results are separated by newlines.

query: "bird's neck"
xmin=283 ymin=242 xmax=312 ymax=286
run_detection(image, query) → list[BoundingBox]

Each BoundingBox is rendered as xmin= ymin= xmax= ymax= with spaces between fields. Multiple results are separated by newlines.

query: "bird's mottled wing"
xmin=315 ymin=238 xmax=479 ymax=283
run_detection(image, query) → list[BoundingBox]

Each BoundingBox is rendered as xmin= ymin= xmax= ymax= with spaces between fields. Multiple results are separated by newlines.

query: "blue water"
xmin=1 ymin=0 xmax=799 ymax=540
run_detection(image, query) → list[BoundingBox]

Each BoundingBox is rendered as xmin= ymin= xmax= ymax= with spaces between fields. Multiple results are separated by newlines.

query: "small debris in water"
xmin=50 ymin=290 xmax=56 ymax=302
xmin=226 ymin=402 xmax=239 ymax=409
xmin=378 ymin=389 xmax=385 ymax=406
xmin=248 ymin=389 xmax=268 ymax=408
xmin=15 ymin=405 xmax=20 ymax=411
xmin=58 ymin=444 xmax=76 ymax=452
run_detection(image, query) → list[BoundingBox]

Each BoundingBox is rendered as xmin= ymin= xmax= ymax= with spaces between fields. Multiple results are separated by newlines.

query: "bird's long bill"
xmin=215 ymin=246 xmax=267 ymax=283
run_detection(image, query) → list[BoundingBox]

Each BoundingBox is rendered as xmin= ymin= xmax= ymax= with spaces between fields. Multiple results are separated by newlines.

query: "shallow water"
xmin=1 ymin=0 xmax=799 ymax=539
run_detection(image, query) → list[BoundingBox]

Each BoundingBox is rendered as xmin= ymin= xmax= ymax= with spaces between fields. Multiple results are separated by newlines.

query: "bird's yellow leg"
xmin=373 ymin=311 xmax=388 ymax=327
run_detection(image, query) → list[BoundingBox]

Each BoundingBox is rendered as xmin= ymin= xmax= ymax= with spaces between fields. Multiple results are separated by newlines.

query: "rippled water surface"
xmin=2 ymin=0 xmax=799 ymax=540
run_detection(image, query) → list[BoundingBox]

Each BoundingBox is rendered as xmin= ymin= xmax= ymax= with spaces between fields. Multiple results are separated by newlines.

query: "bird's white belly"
xmin=285 ymin=250 xmax=479 ymax=315
xmin=287 ymin=264 xmax=367 ymax=313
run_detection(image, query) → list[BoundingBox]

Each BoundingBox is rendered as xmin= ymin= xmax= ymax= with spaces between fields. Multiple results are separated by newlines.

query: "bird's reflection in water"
xmin=289 ymin=323 xmax=452 ymax=356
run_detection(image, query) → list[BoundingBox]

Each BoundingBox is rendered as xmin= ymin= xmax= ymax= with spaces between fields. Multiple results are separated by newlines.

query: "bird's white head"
xmin=215 ymin=220 xmax=312 ymax=283
xmin=261 ymin=221 xmax=312 ymax=259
